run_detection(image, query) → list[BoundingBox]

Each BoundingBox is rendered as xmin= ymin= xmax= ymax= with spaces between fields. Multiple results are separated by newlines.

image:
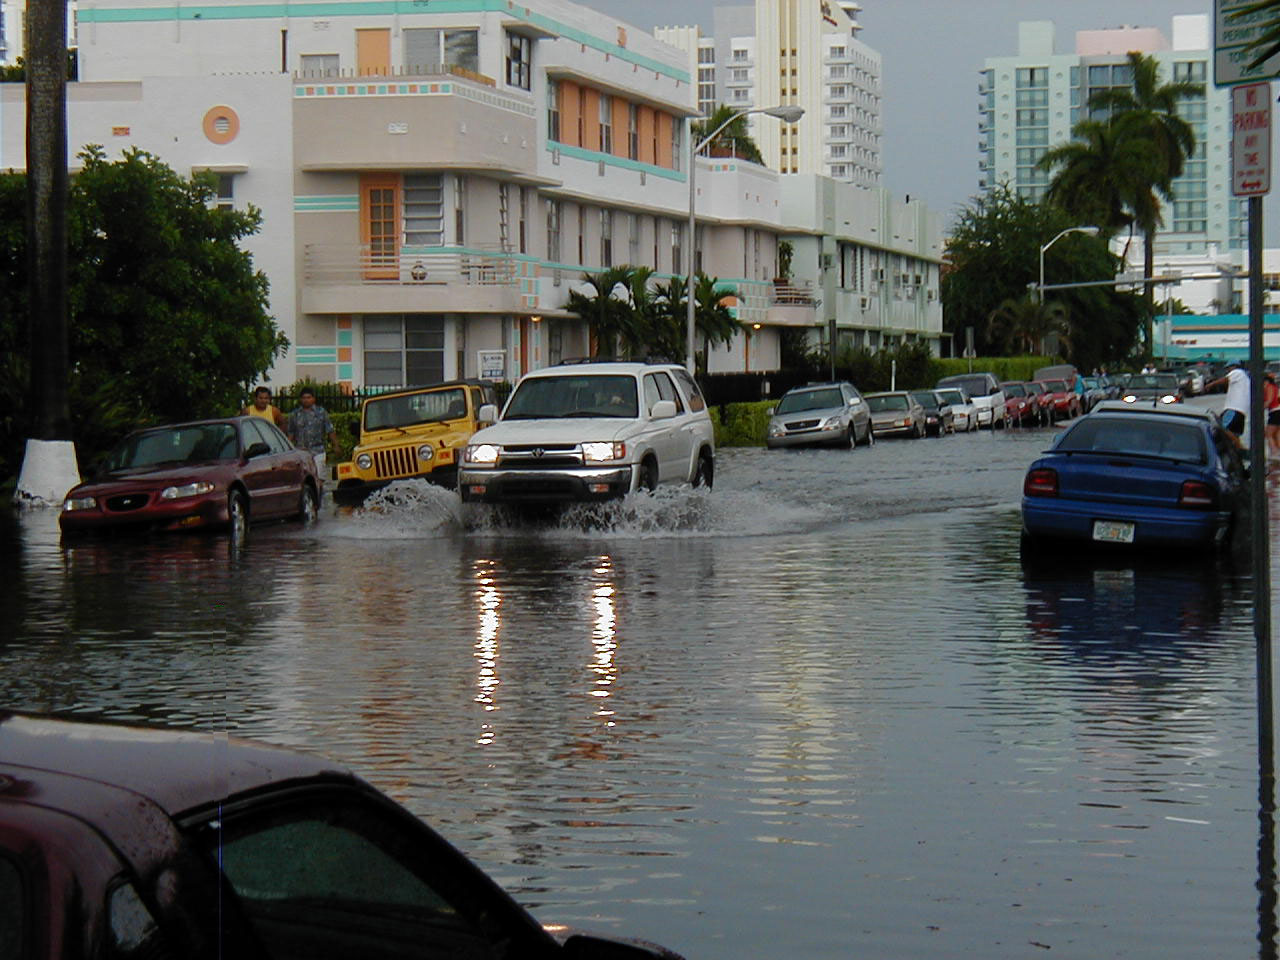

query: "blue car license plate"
xmin=1092 ymin=519 xmax=1135 ymax=543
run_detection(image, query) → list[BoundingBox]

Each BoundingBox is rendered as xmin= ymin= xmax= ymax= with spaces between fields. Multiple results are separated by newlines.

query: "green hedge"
xmin=932 ymin=356 xmax=1059 ymax=383
xmin=711 ymin=402 xmax=774 ymax=447
xmin=329 ymin=411 xmax=359 ymax=462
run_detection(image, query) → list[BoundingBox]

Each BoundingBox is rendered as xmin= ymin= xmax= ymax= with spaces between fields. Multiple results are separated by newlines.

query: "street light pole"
xmin=1037 ymin=225 xmax=1099 ymax=303
xmin=686 ymin=104 xmax=804 ymax=374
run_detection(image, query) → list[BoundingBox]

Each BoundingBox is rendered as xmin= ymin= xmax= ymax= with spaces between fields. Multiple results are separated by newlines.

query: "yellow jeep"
xmin=334 ymin=380 xmax=499 ymax=506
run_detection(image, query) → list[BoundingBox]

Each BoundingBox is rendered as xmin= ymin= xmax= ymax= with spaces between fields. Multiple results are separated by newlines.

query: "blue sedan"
xmin=1021 ymin=401 xmax=1246 ymax=551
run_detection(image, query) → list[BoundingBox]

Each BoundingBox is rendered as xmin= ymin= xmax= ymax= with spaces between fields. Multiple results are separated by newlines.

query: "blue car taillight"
xmin=1024 ymin=468 xmax=1058 ymax=497
xmin=1178 ymin=480 xmax=1217 ymax=509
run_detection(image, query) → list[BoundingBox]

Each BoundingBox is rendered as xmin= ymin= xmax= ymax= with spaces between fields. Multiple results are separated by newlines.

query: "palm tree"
xmin=1038 ymin=52 xmax=1201 ymax=359
xmin=653 ymin=274 xmax=741 ymax=375
xmin=691 ymin=105 xmax=765 ymax=165
xmin=565 ymin=266 xmax=638 ymax=360
xmin=987 ymin=296 xmax=1071 ymax=357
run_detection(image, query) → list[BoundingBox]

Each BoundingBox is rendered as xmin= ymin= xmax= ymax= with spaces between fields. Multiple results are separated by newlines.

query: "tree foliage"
xmin=940 ymin=184 xmax=1143 ymax=373
xmin=0 ymin=146 xmax=286 ymax=479
xmin=564 ymin=266 xmax=741 ymax=373
xmin=692 ymin=105 xmax=765 ymax=165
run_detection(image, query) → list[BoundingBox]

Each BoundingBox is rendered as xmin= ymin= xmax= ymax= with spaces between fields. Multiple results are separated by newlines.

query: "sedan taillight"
xmin=1178 ymin=480 xmax=1217 ymax=509
xmin=1024 ymin=468 xmax=1058 ymax=497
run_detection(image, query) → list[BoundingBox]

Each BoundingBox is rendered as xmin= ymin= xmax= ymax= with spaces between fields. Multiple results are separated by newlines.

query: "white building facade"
xmin=1 ymin=0 xmax=937 ymax=389
xmin=657 ymin=0 xmax=882 ymax=189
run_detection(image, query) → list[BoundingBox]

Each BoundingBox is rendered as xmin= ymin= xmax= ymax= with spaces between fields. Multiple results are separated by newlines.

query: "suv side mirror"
xmin=478 ymin=403 xmax=498 ymax=422
xmin=244 ymin=441 xmax=270 ymax=459
xmin=650 ymin=400 xmax=677 ymax=420
xmin=766 ymin=406 xmax=776 ymax=416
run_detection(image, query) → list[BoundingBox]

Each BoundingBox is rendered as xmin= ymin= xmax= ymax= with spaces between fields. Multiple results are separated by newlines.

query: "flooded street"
xmin=1 ymin=423 xmax=1274 ymax=959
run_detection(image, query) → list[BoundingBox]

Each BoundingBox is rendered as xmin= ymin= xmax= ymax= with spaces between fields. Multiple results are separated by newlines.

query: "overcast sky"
xmin=584 ymin=0 xmax=1276 ymax=233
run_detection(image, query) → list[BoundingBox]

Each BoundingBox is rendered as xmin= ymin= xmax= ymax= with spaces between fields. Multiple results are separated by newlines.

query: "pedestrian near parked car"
xmin=241 ymin=386 xmax=287 ymax=428
xmin=1205 ymin=363 xmax=1250 ymax=444
xmin=287 ymin=387 xmax=338 ymax=477
xmin=1265 ymin=371 xmax=1280 ymax=461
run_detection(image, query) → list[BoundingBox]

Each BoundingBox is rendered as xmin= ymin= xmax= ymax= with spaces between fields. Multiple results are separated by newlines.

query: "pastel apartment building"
xmin=0 ymin=0 xmax=940 ymax=388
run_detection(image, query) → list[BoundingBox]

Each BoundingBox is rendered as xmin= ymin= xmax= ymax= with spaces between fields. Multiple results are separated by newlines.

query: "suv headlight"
xmin=1122 ymin=394 xmax=1137 ymax=403
xmin=160 ymin=481 xmax=215 ymax=500
xmin=356 ymin=453 xmax=373 ymax=469
xmin=582 ymin=441 xmax=626 ymax=462
xmin=466 ymin=443 xmax=500 ymax=465
xmin=63 ymin=495 xmax=98 ymax=512
xmin=768 ymin=423 xmax=785 ymax=437
xmin=417 ymin=444 xmax=435 ymax=461
xmin=820 ymin=416 xmax=844 ymax=429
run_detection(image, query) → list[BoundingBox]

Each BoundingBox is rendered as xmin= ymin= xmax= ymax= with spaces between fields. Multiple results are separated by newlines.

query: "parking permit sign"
xmin=1232 ymin=81 xmax=1271 ymax=196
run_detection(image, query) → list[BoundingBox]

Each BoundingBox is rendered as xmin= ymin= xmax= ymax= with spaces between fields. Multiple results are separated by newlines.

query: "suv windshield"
xmin=504 ymin=375 xmax=639 ymax=419
xmin=867 ymin=395 xmax=907 ymax=412
xmin=775 ymin=388 xmax=843 ymax=414
xmin=365 ymin=389 xmax=467 ymax=431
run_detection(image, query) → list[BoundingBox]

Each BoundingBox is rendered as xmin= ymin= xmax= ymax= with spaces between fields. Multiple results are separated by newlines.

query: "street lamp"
xmin=1037 ymin=225 xmax=1099 ymax=302
xmin=686 ymin=104 xmax=805 ymax=373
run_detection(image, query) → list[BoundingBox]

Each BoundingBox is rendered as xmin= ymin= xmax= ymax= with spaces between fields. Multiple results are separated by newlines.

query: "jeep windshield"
xmin=503 ymin=375 xmax=639 ymax=419
xmin=364 ymin=389 xmax=467 ymax=431
xmin=775 ymin=388 xmax=843 ymax=414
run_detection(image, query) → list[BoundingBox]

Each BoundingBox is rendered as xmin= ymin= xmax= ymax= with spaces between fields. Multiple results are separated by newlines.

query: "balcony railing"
xmin=771 ymin=281 xmax=818 ymax=306
xmin=303 ymin=244 xmax=521 ymax=286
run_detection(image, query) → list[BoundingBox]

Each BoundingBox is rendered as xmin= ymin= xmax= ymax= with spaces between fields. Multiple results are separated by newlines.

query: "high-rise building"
xmin=657 ymin=0 xmax=882 ymax=188
xmin=980 ymin=16 xmax=1243 ymax=257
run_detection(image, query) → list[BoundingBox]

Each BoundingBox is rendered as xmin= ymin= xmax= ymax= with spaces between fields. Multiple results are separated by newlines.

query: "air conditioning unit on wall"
xmin=820 ymin=253 xmax=834 ymax=269
xmin=859 ymin=296 xmax=869 ymax=311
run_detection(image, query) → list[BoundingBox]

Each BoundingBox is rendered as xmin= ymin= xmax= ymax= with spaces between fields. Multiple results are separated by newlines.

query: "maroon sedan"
xmin=1033 ymin=379 xmax=1082 ymax=422
xmin=999 ymin=382 xmax=1034 ymax=427
xmin=59 ymin=417 xmax=320 ymax=537
xmin=0 ymin=711 xmax=684 ymax=960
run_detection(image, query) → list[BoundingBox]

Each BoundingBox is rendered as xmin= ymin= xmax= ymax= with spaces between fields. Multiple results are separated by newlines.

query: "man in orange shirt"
xmin=241 ymin=386 xmax=287 ymax=428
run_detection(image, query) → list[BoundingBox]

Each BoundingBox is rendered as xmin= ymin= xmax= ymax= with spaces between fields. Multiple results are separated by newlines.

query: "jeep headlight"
xmin=417 ymin=444 xmax=435 ymax=461
xmin=466 ymin=443 xmax=500 ymax=465
xmin=356 ymin=453 xmax=373 ymax=469
xmin=160 ymin=481 xmax=215 ymax=500
xmin=63 ymin=495 xmax=98 ymax=512
xmin=582 ymin=441 xmax=626 ymax=462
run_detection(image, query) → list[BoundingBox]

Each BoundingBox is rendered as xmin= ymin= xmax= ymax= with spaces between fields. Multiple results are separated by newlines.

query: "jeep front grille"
xmin=372 ymin=445 xmax=420 ymax=479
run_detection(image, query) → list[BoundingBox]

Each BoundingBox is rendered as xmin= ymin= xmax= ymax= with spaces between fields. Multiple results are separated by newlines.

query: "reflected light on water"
xmin=472 ymin=559 xmax=502 ymax=746
xmin=590 ymin=557 xmax=617 ymax=722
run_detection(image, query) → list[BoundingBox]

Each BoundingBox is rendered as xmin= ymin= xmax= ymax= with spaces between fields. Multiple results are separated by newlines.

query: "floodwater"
xmin=1 ymin=420 xmax=1276 ymax=959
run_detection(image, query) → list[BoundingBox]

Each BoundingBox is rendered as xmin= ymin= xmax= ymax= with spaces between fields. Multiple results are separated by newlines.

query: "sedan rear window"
xmin=1057 ymin=418 xmax=1207 ymax=463
xmin=867 ymin=395 xmax=907 ymax=412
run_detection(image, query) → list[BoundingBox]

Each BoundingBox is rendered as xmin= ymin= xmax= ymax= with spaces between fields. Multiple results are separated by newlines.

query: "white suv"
xmin=459 ymin=361 xmax=715 ymax=504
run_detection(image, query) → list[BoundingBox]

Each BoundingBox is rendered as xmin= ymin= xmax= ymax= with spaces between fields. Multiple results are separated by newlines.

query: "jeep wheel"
xmin=638 ymin=460 xmax=658 ymax=493
xmin=693 ymin=451 xmax=714 ymax=489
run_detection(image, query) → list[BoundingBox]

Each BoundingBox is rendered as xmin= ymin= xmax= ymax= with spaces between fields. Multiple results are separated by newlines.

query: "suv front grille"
xmin=373 ymin=445 xmax=420 ymax=479
xmin=499 ymin=444 xmax=582 ymax=469
xmin=785 ymin=419 xmax=821 ymax=430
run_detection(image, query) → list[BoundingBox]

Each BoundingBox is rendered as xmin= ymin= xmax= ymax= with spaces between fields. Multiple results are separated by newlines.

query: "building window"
xmin=299 ymin=53 xmax=339 ymax=77
xmin=364 ymin=315 xmax=445 ymax=387
xmin=403 ymin=28 xmax=479 ymax=74
xmin=546 ymin=199 xmax=562 ymax=263
xmin=498 ymin=183 xmax=510 ymax=251
xmin=671 ymin=221 xmax=684 ymax=275
xmin=577 ymin=205 xmax=586 ymax=265
xmin=1016 ymin=66 xmax=1048 ymax=88
xmin=505 ymin=31 xmax=531 ymax=90
xmin=517 ymin=186 xmax=528 ymax=254
xmin=212 ymin=173 xmax=235 ymax=210
xmin=403 ymin=174 xmax=443 ymax=246
xmin=628 ymin=212 xmax=640 ymax=264
xmin=599 ymin=94 xmax=613 ymax=153
xmin=628 ymin=103 xmax=639 ymax=160
xmin=547 ymin=79 xmax=561 ymax=142
xmin=453 ymin=175 xmax=466 ymax=245
xmin=600 ymin=208 xmax=613 ymax=267
xmin=1174 ymin=60 xmax=1207 ymax=82
xmin=698 ymin=45 xmax=714 ymax=64
xmin=671 ymin=119 xmax=682 ymax=172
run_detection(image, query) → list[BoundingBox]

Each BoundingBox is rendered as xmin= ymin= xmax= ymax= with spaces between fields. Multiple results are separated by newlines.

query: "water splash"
xmin=325 ymin=480 xmax=463 ymax=539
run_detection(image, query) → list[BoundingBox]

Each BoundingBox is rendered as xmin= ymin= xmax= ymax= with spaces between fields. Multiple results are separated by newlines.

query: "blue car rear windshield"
xmin=1057 ymin=418 xmax=1207 ymax=464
